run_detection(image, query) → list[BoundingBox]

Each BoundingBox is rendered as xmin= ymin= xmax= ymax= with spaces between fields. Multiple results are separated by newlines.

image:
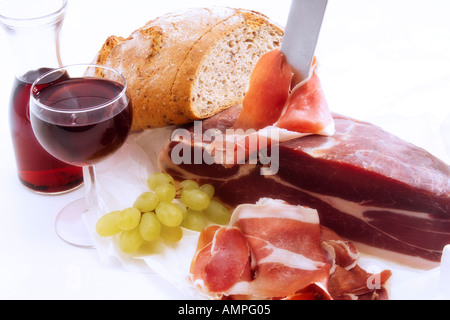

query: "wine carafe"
xmin=0 ymin=0 xmax=83 ymax=194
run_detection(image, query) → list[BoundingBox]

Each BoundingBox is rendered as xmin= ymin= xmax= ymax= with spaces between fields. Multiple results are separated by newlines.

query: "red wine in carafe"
xmin=9 ymin=68 xmax=83 ymax=194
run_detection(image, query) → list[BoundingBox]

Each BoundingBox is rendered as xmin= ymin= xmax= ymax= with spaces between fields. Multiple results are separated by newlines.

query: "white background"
xmin=0 ymin=0 xmax=449 ymax=299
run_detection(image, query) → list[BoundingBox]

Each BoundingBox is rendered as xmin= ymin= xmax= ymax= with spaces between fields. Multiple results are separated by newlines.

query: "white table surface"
xmin=0 ymin=0 xmax=449 ymax=300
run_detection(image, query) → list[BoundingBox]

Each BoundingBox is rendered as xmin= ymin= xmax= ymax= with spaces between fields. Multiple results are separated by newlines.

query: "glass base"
xmin=55 ymin=198 xmax=94 ymax=248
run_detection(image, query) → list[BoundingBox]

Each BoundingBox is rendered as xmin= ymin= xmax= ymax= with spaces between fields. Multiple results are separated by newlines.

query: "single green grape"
xmin=117 ymin=207 xmax=142 ymax=231
xmin=180 ymin=180 xmax=199 ymax=190
xmin=182 ymin=209 xmax=206 ymax=232
xmin=160 ymin=224 xmax=183 ymax=243
xmin=147 ymin=172 xmax=174 ymax=191
xmin=180 ymin=189 xmax=211 ymax=211
xmin=155 ymin=202 xmax=184 ymax=227
xmin=133 ymin=192 xmax=159 ymax=212
xmin=173 ymin=202 xmax=188 ymax=219
xmin=96 ymin=211 xmax=122 ymax=237
xmin=203 ymin=200 xmax=231 ymax=225
xmin=139 ymin=212 xmax=161 ymax=242
xmin=119 ymin=227 xmax=144 ymax=254
xmin=155 ymin=183 xmax=176 ymax=203
xmin=199 ymin=184 xmax=215 ymax=198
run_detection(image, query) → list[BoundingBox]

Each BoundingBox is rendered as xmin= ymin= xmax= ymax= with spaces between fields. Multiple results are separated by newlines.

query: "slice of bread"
xmin=94 ymin=7 xmax=284 ymax=131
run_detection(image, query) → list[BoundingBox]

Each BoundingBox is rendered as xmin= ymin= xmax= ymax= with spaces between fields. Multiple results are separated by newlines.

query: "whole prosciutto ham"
xmin=162 ymin=105 xmax=450 ymax=264
xmin=160 ymin=48 xmax=450 ymax=265
xmin=190 ymin=199 xmax=391 ymax=300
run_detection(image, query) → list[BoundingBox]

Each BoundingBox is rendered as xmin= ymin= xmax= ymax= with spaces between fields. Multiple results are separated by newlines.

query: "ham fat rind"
xmin=160 ymin=106 xmax=450 ymax=264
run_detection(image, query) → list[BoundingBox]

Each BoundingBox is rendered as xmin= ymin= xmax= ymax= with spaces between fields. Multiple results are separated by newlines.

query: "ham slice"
xmin=198 ymin=50 xmax=334 ymax=168
xmin=189 ymin=198 xmax=391 ymax=300
xmin=203 ymin=227 xmax=251 ymax=293
xmin=234 ymin=49 xmax=293 ymax=131
xmin=190 ymin=225 xmax=253 ymax=297
xmin=229 ymin=199 xmax=330 ymax=299
xmin=276 ymin=70 xmax=335 ymax=135
xmin=234 ymin=49 xmax=335 ymax=136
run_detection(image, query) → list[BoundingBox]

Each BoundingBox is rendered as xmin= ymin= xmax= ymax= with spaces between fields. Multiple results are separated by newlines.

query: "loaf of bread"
xmin=94 ymin=7 xmax=284 ymax=131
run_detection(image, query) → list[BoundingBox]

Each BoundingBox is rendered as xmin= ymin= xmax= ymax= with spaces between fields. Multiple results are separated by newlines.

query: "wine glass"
xmin=30 ymin=64 xmax=133 ymax=248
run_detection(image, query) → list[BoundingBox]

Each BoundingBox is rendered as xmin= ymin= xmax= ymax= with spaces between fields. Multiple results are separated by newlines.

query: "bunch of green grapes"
xmin=96 ymin=172 xmax=231 ymax=254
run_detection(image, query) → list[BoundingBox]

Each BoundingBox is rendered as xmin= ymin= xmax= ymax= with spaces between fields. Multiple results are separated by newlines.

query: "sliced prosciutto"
xmin=160 ymin=106 xmax=450 ymax=265
xmin=195 ymin=227 xmax=251 ymax=293
xmin=276 ymin=71 xmax=335 ymax=135
xmin=189 ymin=198 xmax=391 ymax=300
xmin=234 ymin=49 xmax=334 ymax=136
xmin=230 ymin=199 xmax=330 ymax=299
xmin=234 ymin=49 xmax=293 ymax=131
xmin=195 ymin=49 xmax=334 ymax=169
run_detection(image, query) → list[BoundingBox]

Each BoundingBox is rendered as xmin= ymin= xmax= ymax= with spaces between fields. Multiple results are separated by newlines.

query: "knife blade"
xmin=281 ymin=0 xmax=328 ymax=86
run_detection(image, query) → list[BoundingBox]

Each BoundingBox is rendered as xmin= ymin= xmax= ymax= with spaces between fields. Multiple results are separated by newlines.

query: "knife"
xmin=281 ymin=0 xmax=328 ymax=87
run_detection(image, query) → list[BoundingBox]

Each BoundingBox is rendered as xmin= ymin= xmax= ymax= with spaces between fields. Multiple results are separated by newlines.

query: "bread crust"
xmin=94 ymin=7 xmax=284 ymax=131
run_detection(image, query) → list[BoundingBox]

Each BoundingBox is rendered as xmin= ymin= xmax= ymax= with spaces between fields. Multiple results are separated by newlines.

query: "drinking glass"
xmin=30 ymin=64 xmax=133 ymax=247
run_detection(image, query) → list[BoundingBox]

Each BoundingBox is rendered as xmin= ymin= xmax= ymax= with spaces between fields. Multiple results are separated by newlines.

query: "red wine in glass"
xmin=30 ymin=77 xmax=133 ymax=166
xmin=10 ymin=68 xmax=83 ymax=193
xmin=30 ymin=64 xmax=133 ymax=248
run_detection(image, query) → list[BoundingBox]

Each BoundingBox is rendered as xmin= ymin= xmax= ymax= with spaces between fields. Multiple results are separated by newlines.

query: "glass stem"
xmin=83 ymin=166 xmax=100 ymax=210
